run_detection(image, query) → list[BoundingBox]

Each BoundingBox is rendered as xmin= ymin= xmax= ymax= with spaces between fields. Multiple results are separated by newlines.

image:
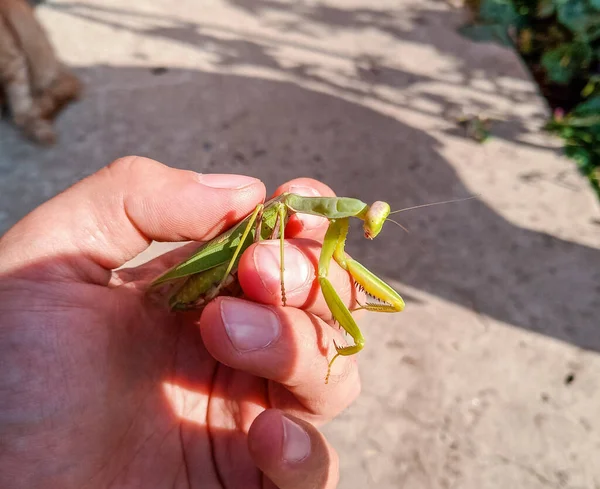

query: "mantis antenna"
xmin=385 ymin=218 xmax=410 ymax=234
xmin=388 ymin=195 xmax=479 ymax=215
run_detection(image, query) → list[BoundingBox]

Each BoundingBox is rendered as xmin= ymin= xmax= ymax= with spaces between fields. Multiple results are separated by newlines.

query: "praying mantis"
xmin=150 ymin=192 xmax=472 ymax=382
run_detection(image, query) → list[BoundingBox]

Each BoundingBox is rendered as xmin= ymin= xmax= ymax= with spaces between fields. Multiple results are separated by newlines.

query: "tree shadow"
xmin=40 ymin=1 xmax=555 ymax=151
xmin=1 ymin=63 xmax=598 ymax=355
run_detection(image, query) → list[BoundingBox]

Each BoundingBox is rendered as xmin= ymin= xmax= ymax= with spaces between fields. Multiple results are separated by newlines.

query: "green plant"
xmin=546 ymin=96 xmax=600 ymax=197
xmin=461 ymin=0 xmax=600 ymax=200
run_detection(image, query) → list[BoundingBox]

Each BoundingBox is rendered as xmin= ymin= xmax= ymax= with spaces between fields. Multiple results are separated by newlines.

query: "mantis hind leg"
xmin=318 ymin=218 xmax=366 ymax=383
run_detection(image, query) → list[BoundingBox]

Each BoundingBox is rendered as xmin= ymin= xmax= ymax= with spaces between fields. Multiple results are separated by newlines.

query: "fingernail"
xmin=254 ymin=241 xmax=312 ymax=295
xmin=197 ymin=173 xmax=259 ymax=189
xmin=282 ymin=416 xmax=311 ymax=463
xmin=288 ymin=185 xmax=328 ymax=230
xmin=220 ymin=299 xmax=280 ymax=352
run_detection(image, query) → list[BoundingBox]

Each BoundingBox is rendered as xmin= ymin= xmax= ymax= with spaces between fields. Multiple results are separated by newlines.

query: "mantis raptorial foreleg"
xmin=317 ymin=217 xmax=405 ymax=383
xmin=318 ymin=218 xmax=365 ymax=383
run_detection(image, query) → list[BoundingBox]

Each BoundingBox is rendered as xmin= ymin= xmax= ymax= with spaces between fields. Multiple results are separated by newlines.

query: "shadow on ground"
xmin=2 ymin=0 xmax=598 ymax=351
xmin=2 ymin=61 xmax=598 ymax=355
xmin=40 ymin=1 xmax=555 ymax=151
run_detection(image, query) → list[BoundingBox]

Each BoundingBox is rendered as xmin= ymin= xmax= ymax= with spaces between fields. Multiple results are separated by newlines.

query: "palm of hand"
xmin=0 ymin=159 xmax=359 ymax=489
xmin=3 ymin=276 xmax=276 ymax=488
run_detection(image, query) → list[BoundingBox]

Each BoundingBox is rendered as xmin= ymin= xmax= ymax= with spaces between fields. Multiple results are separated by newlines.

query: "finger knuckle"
xmin=106 ymin=155 xmax=140 ymax=175
xmin=105 ymin=155 xmax=164 ymax=181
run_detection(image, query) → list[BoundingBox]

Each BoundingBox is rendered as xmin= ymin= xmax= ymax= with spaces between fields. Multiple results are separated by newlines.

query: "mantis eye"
xmin=363 ymin=201 xmax=390 ymax=239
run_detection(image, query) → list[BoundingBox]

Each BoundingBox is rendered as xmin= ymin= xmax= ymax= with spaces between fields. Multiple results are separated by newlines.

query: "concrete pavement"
xmin=1 ymin=1 xmax=599 ymax=487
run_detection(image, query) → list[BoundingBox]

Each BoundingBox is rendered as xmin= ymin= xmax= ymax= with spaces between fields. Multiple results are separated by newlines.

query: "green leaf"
xmin=590 ymin=0 xmax=600 ymax=11
xmin=557 ymin=0 xmax=587 ymax=28
xmin=541 ymin=42 xmax=593 ymax=84
xmin=458 ymin=24 xmax=514 ymax=46
xmin=557 ymin=0 xmax=600 ymax=40
xmin=573 ymin=95 xmax=600 ymax=116
xmin=581 ymin=81 xmax=596 ymax=97
xmin=479 ymin=0 xmax=521 ymax=26
xmin=565 ymin=144 xmax=592 ymax=170
xmin=565 ymin=115 xmax=600 ymax=127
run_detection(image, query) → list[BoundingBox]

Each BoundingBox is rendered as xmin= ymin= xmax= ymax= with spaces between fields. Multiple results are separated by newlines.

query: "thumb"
xmin=0 ymin=156 xmax=265 ymax=282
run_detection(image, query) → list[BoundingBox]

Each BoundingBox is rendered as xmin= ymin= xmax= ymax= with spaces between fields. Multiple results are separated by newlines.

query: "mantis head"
xmin=363 ymin=201 xmax=391 ymax=239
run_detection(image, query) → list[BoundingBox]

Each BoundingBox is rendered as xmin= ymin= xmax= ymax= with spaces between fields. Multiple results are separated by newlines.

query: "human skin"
xmin=0 ymin=157 xmax=362 ymax=489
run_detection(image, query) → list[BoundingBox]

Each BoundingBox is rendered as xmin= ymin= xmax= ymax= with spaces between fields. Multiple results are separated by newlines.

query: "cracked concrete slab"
xmin=1 ymin=1 xmax=599 ymax=488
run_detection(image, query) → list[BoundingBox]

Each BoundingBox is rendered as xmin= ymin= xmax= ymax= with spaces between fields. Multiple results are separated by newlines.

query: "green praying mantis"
xmin=150 ymin=192 xmax=474 ymax=382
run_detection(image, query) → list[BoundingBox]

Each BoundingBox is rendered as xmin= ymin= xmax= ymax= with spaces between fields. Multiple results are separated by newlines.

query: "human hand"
xmin=0 ymin=157 xmax=361 ymax=488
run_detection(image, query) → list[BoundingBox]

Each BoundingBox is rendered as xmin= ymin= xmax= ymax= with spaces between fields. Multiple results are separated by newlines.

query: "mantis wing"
xmin=150 ymin=195 xmax=284 ymax=287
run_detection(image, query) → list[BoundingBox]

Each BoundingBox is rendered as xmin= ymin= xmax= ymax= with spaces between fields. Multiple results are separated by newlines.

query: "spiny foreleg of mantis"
xmin=317 ymin=215 xmax=405 ymax=383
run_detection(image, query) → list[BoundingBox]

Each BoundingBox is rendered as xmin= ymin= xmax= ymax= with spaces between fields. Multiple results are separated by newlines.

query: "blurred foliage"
xmin=457 ymin=114 xmax=493 ymax=142
xmin=461 ymin=0 xmax=600 ymax=200
xmin=546 ymin=96 xmax=600 ymax=196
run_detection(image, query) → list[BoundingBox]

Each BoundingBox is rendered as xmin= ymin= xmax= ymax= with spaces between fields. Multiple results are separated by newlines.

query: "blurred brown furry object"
xmin=0 ymin=0 xmax=81 ymax=145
